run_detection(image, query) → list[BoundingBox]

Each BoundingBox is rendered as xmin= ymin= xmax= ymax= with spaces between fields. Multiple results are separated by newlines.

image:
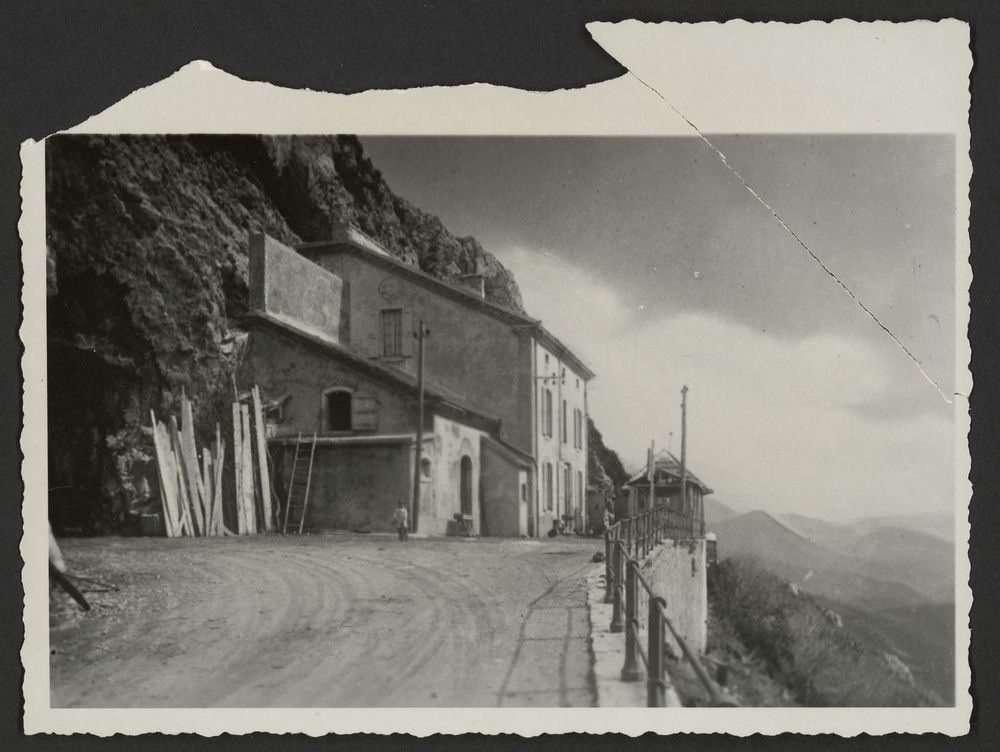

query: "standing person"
xmin=392 ymin=501 xmax=409 ymax=542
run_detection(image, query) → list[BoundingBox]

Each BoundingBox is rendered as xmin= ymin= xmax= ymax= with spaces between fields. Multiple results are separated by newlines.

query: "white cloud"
xmin=500 ymin=244 xmax=955 ymax=521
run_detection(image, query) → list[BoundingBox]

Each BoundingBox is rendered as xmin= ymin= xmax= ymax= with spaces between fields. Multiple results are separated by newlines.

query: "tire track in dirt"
xmin=51 ymin=536 xmax=598 ymax=707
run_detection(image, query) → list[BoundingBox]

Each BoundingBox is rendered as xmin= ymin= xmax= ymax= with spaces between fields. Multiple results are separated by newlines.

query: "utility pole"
xmin=412 ymin=320 xmax=428 ymax=533
xmin=679 ymin=385 xmax=690 ymax=536
xmin=647 ymin=439 xmax=656 ymax=510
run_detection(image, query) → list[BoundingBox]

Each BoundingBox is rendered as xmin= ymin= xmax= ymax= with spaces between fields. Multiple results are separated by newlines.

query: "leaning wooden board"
xmin=240 ymin=403 xmax=256 ymax=535
xmin=232 ymin=402 xmax=244 ymax=535
xmin=251 ymin=386 xmax=273 ymax=532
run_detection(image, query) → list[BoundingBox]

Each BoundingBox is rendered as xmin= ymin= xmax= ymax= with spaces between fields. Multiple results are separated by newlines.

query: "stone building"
xmin=239 ymin=225 xmax=593 ymax=537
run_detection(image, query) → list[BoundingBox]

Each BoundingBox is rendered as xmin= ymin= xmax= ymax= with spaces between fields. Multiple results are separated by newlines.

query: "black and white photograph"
xmin=20 ymin=19 xmax=973 ymax=737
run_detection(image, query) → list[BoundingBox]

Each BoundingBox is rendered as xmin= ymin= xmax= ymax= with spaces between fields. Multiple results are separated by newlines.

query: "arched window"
xmin=323 ymin=388 xmax=352 ymax=431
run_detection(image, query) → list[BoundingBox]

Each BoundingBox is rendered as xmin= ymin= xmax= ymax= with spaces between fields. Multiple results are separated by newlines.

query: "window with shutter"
xmin=543 ymin=389 xmax=553 ymax=438
xmin=544 ymin=463 xmax=553 ymax=510
xmin=351 ymin=393 xmax=379 ymax=431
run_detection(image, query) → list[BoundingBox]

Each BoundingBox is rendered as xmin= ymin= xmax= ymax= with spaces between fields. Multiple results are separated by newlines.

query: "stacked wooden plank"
xmin=149 ymin=386 xmax=274 ymax=537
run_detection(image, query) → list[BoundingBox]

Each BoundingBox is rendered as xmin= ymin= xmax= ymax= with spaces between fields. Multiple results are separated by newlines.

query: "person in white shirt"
xmin=392 ymin=501 xmax=409 ymax=542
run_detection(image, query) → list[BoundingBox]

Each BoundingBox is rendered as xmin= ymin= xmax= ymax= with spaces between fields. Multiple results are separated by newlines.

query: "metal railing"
xmin=603 ymin=507 xmax=737 ymax=707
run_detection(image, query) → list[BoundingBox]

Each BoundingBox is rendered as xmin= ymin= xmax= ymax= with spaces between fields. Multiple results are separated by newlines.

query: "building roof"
xmin=624 ymin=450 xmax=714 ymax=495
xmin=248 ymin=310 xmax=504 ymax=436
xmin=296 ymin=224 xmax=596 ymax=380
xmin=480 ymin=434 xmax=534 ymax=469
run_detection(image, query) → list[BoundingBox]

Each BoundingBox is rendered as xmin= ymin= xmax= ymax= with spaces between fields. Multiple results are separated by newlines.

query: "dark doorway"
xmin=460 ymin=455 xmax=473 ymax=517
xmin=325 ymin=390 xmax=352 ymax=431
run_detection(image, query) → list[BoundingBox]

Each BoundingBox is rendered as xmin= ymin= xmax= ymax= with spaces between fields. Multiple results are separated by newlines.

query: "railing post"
xmin=604 ymin=528 xmax=614 ymax=603
xmin=647 ymin=596 xmax=667 ymax=706
xmin=609 ymin=542 xmax=624 ymax=633
xmin=621 ymin=560 xmax=643 ymax=681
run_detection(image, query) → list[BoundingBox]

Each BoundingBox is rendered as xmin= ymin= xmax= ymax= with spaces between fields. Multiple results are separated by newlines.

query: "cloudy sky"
xmin=364 ymin=136 xmax=957 ymax=522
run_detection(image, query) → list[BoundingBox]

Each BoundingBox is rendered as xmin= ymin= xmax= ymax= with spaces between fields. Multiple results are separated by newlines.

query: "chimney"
xmin=457 ymin=273 xmax=486 ymax=299
xmin=457 ymin=259 xmax=486 ymax=299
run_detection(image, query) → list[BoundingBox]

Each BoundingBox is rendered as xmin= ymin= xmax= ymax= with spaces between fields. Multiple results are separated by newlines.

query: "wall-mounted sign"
xmin=378 ymin=277 xmax=402 ymax=301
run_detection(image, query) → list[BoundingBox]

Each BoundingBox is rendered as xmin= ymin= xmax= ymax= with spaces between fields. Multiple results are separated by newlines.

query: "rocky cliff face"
xmin=588 ymin=418 xmax=629 ymax=493
xmin=45 ymin=135 xmax=609 ymax=531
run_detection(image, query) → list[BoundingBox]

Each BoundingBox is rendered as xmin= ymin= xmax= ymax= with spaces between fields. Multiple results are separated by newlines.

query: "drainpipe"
xmin=531 ymin=340 xmax=539 ymax=538
xmin=411 ymin=320 xmax=428 ymax=533
xmin=556 ymin=356 xmax=563 ymax=522
xmin=583 ymin=380 xmax=589 ymax=531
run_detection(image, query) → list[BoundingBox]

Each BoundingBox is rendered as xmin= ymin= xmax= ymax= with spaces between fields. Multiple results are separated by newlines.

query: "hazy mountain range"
xmin=705 ymin=498 xmax=956 ymax=703
xmin=706 ymin=500 xmax=954 ymax=607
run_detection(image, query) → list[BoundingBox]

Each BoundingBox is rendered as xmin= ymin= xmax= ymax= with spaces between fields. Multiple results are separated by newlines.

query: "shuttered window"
xmin=544 ymin=463 xmax=553 ymax=510
xmin=351 ymin=393 xmax=379 ymax=431
xmin=543 ymin=389 xmax=553 ymax=438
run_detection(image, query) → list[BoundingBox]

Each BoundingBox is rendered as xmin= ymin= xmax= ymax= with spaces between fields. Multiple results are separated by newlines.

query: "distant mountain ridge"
xmin=708 ymin=508 xmax=953 ymax=608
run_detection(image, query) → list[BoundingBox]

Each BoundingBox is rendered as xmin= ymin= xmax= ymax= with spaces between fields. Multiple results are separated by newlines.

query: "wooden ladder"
xmin=283 ymin=433 xmax=317 ymax=534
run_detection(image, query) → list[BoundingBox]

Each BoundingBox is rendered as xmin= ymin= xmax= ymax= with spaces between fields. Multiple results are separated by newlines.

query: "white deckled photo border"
xmin=20 ymin=19 xmax=972 ymax=736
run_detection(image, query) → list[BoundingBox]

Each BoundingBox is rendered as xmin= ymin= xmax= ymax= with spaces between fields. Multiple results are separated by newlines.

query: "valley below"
xmin=705 ymin=500 xmax=957 ymax=706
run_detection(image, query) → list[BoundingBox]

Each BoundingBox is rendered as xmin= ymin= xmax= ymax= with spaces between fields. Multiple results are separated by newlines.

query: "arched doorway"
xmin=460 ymin=455 xmax=473 ymax=517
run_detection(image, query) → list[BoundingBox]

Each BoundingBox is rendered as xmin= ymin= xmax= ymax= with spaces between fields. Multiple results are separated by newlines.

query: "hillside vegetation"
xmin=708 ymin=556 xmax=943 ymax=707
xmin=703 ymin=501 xmax=955 ymax=706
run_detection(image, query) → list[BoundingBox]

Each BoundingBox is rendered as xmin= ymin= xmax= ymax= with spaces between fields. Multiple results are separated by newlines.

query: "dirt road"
xmin=49 ymin=534 xmax=598 ymax=707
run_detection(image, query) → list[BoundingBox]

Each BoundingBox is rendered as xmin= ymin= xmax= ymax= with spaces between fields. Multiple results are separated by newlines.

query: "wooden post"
xmin=180 ymin=392 xmax=207 ymax=519
xmin=150 ymin=414 xmax=177 ymax=538
xmin=203 ymin=450 xmax=214 ymax=534
xmin=213 ymin=436 xmax=226 ymax=535
xmin=411 ymin=320 xmax=428 ymax=533
xmin=232 ymin=402 xmax=244 ymax=535
xmin=251 ymin=386 xmax=273 ymax=532
xmin=241 ymin=404 xmax=256 ymax=535
xmin=171 ymin=415 xmax=202 ymax=536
